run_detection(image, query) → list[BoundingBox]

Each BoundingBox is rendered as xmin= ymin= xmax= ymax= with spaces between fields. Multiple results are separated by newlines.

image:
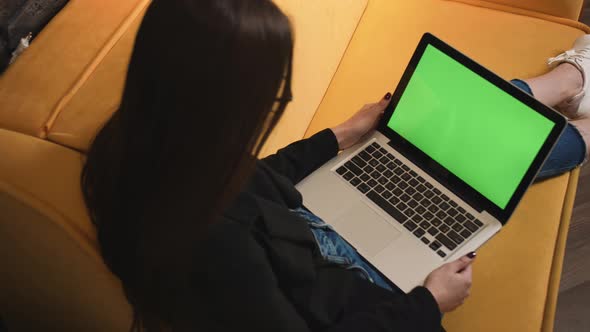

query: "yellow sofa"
xmin=0 ymin=0 xmax=586 ymax=331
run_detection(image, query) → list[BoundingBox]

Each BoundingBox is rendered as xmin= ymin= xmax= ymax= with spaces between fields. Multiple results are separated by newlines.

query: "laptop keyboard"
xmin=335 ymin=142 xmax=484 ymax=258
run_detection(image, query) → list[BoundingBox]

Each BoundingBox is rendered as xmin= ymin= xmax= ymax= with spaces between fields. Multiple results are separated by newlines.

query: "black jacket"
xmin=192 ymin=129 xmax=443 ymax=331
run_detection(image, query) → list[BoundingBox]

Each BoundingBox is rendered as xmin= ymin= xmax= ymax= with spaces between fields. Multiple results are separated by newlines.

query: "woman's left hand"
xmin=331 ymin=92 xmax=392 ymax=150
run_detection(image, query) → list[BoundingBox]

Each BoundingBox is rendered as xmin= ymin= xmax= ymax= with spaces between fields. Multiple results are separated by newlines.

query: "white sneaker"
xmin=548 ymin=35 xmax=590 ymax=119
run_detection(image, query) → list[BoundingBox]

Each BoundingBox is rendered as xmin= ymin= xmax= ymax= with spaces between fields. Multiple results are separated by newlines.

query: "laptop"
xmin=296 ymin=33 xmax=567 ymax=293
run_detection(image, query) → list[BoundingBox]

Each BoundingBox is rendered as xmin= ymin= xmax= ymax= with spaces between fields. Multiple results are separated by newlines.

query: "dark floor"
xmin=555 ymin=4 xmax=590 ymax=330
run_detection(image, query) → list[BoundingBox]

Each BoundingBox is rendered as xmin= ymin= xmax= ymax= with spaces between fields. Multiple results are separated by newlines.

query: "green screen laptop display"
xmin=387 ymin=45 xmax=555 ymax=209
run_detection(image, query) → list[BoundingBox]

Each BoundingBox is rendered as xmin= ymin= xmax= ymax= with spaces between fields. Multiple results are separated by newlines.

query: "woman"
xmin=82 ymin=0 xmax=589 ymax=331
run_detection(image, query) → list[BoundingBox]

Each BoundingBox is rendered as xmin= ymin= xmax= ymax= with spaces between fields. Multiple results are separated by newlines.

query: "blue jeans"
xmin=293 ymin=80 xmax=586 ymax=292
xmin=291 ymin=207 xmax=397 ymax=292
xmin=511 ymin=79 xmax=586 ymax=180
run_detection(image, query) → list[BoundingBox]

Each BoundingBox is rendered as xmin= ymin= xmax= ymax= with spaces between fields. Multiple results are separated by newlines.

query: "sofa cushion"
xmin=44 ymin=0 xmax=369 ymax=154
xmin=303 ymin=0 xmax=586 ymax=331
xmin=0 ymin=0 xmax=150 ymax=138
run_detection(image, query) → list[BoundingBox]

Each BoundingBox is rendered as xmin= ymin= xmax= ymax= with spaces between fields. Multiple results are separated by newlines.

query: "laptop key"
xmin=369 ymin=159 xmax=379 ymax=167
xmin=412 ymin=214 xmax=423 ymax=223
xmin=417 ymin=176 xmax=426 ymax=183
xmin=425 ymin=182 xmax=434 ymax=189
xmin=358 ymin=183 xmax=370 ymax=194
xmin=379 ymin=147 xmax=388 ymax=154
xmin=408 ymin=199 xmax=418 ymax=208
xmin=421 ymin=237 xmax=430 ymax=245
xmin=373 ymin=151 xmax=383 ymax=159
xmin=474 ymin=219 xmax=484 ymax=227
xmin=401 ymin=194 xmax=411 ymax=202
xmin=350 ymin=177 xmax=361 ymax=187
xmin=436 ymin=234 xmax=457 ymax=250
xmin=423 ymin=212 xmax=434 ymax=221
xmin=375 ymin=185 xmax=385 ymax=193
xmin=405 ymin=209 xmax=416 ymax=217
xmin=394 ymin=159 xmax=403 ymax=166
xmin=385 ymin=182 xmax=395 ymax=191
xmin=366 ymin=191 xmax=408 ymax=224
xmin=439 ymin=224 xmax=450 ymax=233
xmin=345 ymin=161 xmax=363 ymax=176
xmin=429 ymin=241 xmax=442 ymax=251
xmin=437 ymin=250 xmax=447 ymax=258
xmin=406 ymin=187 xmax=416 ymax=195
xmin=413 ymin=228 xmax=426 ymax=238
xmin=397 ymin=202 xmax=408 ymax=211
xmin=439 ymin=202 xmax=450 ymax=211
xmin=371 ymin=142 xmax=380 ymax=149
xmin=428 ymin=227 xmax=439 ymax=236
xmin=432 ymin=218 xmax=442 ymax=227
xmin=403 ymin=221 xmax=418 ymax=231
xmin=393 ymin=188 xmax=403 ymax=196
xmin=376 ymin=164 xmax=386 ymax=173
xmin=457 ymin=206 xmax=466 ymax=214
xmin=389 ymin=196 xmax=400 ymax=205
xmin=343 ymin=172 xmax=354 ymax=181
xmin=424 ymin=190 xmax=434 ymax=199
xmin=415 ymin=206 xmax=426 ymax=214
xmin=392 ymin=175 xmax=402 ymax=183
xmin=360 ymin=173 xmax=370 ymax=182
xmin=382 ymin=191 xmax=393 ymax=199
xmin=460 ymin=229 xmax=472 ymax=238
xmin=419 ymin=220 xmax=430 ymax=229
xmin=413 ymin=193 xmax=424 ymax=201
xmin=363 ymin=165 xmax=374 ymax=173
xmin=386 ymin=162 xmax=396 ymax=170
xmin=371 ymin=171 xmax=381 ymax=179
xmin=433 ymin=188 xmax=442 ymax=195
xmin=449 ymin=200 xmax=458 ymax=208
xmin=421 ymin=199 xmax=432 ymax=207
xmin=366 ymin=145 xmax=376 ymax=153
xmin=427 ymin=205 xmax=438 ymax=214
xmin=384 ymin=170 xmax=394 ymax=178
xmin=452 ymin=223 xmax=463 ymax=232
xmin=399 ymin=182 xmax=409 ymax=190
xmin=441 ymin=194 xmax=449 ymax=201
xmin=455 ymin=214 xmax=466 ymax=223
xmin=378 ymin=177 xmax=388 ymax=185
xmin=432 ymin=196 xmax=442 ymax=204
xmin=444 ymin=217 xmax=455 ymax=226
xmin=336 ymin=166 xmax=347 ymax=175
xmin=436 ymin=211 xmax=446 ymax=220
xmin=379 ymin=156 xmax=390 ymax=164
xmin=416 ymin=184 xmax=426 ymax=193
xmin=409 ymin=170 xmax=418 ymax=177
xmin=359 ymin=151 xmax=371 ymax=161
xmin=401 ymin=173 xmax=411 ymax=181
xmin=464 ymin=220 xmax=479 ymax=232
xmin=394 ymin=168 xmax=404 ymax=175
xmin=368 ymin=179 xmax=378 ymax=187
xmin=409 ymin=179 xmax=419 ymax=187
xmin=352 ymin=156 xmax=367 ymax=168
xmin=447 ymin=208 xmax=458 ymax=217
xmin=447 ymin=230 xmax=464 ymax=245
xmin=402 ymin=165 xmax=410 ymax=172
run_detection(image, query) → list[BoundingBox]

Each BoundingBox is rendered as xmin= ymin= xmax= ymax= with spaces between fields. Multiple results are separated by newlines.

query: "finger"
xmin=375 ymin=92 xmax=392 ymax=112
xmin=448 ymin=253 xmax=476 ymax=272
xmin=459 ymin=264 xmax=473 ymax=280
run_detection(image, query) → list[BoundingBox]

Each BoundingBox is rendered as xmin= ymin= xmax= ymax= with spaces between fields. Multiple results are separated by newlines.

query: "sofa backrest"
xmin=447 ymin=0 xmax=584 ymax=21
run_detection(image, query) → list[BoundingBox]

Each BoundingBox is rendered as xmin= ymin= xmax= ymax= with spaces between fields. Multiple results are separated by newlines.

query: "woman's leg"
xmin=523 ymin=63 xmax=583 ymax=109
xmin=511 ymin=63 xmax=588 ymax=180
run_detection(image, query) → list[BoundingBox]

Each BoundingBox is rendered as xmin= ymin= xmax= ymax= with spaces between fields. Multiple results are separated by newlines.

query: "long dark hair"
xmin=81 ymin=0 xmax=293 ymax=330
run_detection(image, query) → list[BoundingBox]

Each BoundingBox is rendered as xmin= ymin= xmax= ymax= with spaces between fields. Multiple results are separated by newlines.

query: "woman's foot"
xmin=548 ymin=35 xmax=590 ymax=119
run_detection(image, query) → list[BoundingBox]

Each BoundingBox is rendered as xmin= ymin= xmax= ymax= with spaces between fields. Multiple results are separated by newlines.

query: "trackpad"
xmin=331 ymin=201 xmax=401 ymax=258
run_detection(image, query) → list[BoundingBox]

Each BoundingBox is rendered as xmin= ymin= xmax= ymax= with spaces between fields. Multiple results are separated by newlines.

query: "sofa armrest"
xmin=446 ymin=0 xmax=584 ymax=21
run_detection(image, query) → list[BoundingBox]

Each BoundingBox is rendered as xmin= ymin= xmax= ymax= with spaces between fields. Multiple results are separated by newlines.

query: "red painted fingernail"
xmin=384 ymin=92 xmax=392 ymax=100
xmin=466 ymin=252 xmax=477 ymax=259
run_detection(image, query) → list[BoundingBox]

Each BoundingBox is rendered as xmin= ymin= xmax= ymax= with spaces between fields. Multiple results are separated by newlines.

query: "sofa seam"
xmin=40 ymin=0 xmax=152 ymax=139
xmin=303 ymin=0 xmax=369 ymax=138
xmin=444 ymin=0 xmax=590 ymax=33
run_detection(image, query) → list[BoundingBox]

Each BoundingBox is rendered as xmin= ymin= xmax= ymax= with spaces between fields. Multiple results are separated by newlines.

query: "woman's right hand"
xmin=424 ymin=252 xmax=476 ymax=313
